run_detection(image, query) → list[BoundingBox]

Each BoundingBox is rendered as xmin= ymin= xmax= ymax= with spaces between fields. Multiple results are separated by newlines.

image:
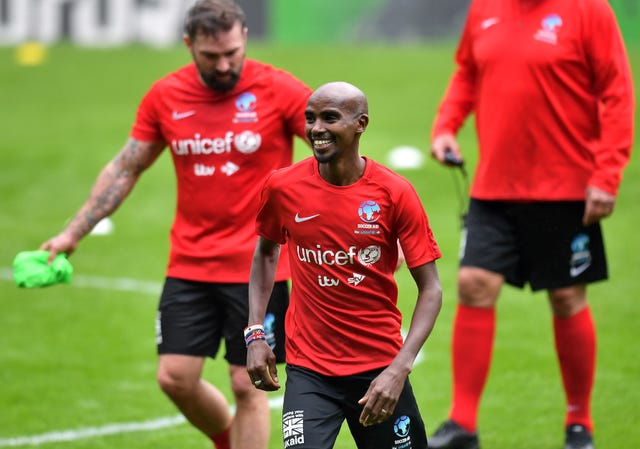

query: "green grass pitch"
xmin=0 ymin=42 xmax=638 ymax=448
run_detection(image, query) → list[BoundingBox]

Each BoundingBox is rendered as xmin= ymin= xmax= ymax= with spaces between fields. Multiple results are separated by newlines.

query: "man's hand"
xmin=40 ymin=230 xmax=78 ymax=264
xmin=357 ymin=366 xmax=407 ymax=427
xmin=246 ymin=340 xmax=281 ymax=391
xmin=583 ymin=186 xmax=616 ymax=226
xmin=431 ymin=133 xmax=461 ymax=166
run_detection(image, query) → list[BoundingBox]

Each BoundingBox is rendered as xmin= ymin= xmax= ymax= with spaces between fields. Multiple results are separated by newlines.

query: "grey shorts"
xmin=282 ymin=365 xmax=427 ymax=449
xmin=156 ymin=277 xmax=288 ymax=365
xmin=460 ymin=199 xmax=608 ymax=291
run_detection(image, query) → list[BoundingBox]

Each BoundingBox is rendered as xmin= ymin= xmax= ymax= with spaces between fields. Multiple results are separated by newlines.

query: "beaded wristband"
xmin=244 ymin=324 xmax=266 ymax=347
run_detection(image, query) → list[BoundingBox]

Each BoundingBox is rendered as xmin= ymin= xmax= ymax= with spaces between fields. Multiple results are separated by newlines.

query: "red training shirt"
xmin=256 ymin=157 xmax=442 ymax=376
xmin=432 ymin=0 xmax=634 ymax=200
xmin=131 ymin=60 xmax=311 ymax=282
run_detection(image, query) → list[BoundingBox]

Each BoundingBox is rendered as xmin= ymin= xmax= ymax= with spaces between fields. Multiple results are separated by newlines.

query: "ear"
xmin=356 ymin=113 xmax=369 ymax=134
xmin=183 ymin=35 xmax=192 ymax=51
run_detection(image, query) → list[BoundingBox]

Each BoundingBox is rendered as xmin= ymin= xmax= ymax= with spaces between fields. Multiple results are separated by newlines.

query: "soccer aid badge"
xmin=569 ymin=233 xmax=592 ymax=278
xmin=393 ymin=415 xmax=413 ymax=448
xmin=355 ymin=200 xmax=382 ymax=235
xmin=358 ymin=200 xmax=381 ymax=223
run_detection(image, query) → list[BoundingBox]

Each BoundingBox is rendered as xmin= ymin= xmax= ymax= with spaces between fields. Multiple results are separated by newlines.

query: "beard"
xmin=200 ymin=68 xmax=241 ymax=93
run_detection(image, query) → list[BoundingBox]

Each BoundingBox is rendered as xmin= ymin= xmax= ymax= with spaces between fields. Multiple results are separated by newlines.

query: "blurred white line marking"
xmin=0 ymin=398 xmax=284 ymax=447
xmin=0 ymin=268 xmax=425 ymax=445
xmin=0 ymin=416 xmax=187 ymax=447
xmin=0 ymin=268 xmax=162 ymax=295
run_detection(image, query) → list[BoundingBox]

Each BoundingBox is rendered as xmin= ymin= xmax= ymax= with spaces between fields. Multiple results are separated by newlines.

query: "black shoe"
xmin=428 ymin=420 xmax=480 ymax=449
xmin=564 ymin=424 xmax=595 ymax=449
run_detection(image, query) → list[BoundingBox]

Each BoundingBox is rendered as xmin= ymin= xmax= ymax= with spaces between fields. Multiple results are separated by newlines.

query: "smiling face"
xmin=184 ymin=21 xmax=247 ymax=92
xmin=304 ymin=82 xmax=369 ymax=164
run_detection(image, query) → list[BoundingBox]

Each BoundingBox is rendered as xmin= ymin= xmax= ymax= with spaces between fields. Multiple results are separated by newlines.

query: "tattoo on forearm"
xmin=71 ymin=140 xmax=154 ymax=237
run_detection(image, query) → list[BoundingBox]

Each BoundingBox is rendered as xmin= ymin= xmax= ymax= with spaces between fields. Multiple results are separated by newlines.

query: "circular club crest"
xmin=234 ymin=131 xmax=262 ymax=154
xmin=358 ymin=245 xmax=381 ymax=266
xmin=358 ymin=200 xmax=381 ymax=223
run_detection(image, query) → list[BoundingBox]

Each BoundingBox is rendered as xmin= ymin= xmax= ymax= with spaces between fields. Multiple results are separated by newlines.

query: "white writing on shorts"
xmin=283 ymin=410 xmax=305 ymax=448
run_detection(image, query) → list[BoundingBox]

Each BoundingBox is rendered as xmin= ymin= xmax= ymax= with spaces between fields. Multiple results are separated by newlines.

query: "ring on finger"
xmin=380 ymin=408 xmax=388 ymax=415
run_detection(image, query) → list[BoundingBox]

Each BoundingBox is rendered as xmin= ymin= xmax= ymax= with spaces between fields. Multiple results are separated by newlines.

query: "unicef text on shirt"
xmin=296 ymin=245 xmax=358 ymax=266
xmin=295 ymin=244 xmax=381 ymax=267
xmin=171 ymin=132 xmax=262 ymax=156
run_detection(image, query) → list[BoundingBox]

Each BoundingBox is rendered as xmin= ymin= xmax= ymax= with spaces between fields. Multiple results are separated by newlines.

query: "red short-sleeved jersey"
xmin=131 ymin=60 xmax=311 ymax=282
xmin=256 ymin=157 xmax=441 ymax=376
xmin=432 ymin=0 xmax=634 ymax=199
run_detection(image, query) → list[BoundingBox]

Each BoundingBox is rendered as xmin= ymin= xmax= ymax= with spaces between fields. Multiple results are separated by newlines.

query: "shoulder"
xmin=244 ymin=59 xmax=311 ymax=91
xmin=146 ymin=63 xmax=196 ymax=94
xmin=572 ymin=0 xmax=616 ymax=18
xmin=265 ymin=158 xmax=315 ymax=190
xmin=578 ymin=0 xmax=614 ymax=9
xmin=571 ymin=0 xmax=620 ymax=38
xmin=367 ymin=158 xmax=417 ymax=193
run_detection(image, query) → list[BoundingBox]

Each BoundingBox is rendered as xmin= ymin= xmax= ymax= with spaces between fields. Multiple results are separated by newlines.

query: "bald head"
xmin=309 ymin=82 xmax=369 ymax=117
xmin=304 ymin=81 xmax=370 ymax=167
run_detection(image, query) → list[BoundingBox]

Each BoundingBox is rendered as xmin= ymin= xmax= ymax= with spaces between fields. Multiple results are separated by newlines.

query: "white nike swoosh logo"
xmin=481 ymin=17 xmax=500 ymax=30
xmin=172 ymin=110 xmax=196 ymax=120
xmin=569 ymin=263 xmax=591 ymax=278
xmin=294 ymin=213 xmax=320 ymax=223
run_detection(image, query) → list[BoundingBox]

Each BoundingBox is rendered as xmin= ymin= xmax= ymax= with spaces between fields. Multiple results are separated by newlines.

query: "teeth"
xmin=314 ymin=139 xmax=333 ymax=145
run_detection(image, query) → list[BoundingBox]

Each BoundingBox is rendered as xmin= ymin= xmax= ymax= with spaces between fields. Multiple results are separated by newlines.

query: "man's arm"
xmin=393 ymin=261 xmax=442 ymax=372
xmin=584 ymin=0 xmax=634 ymax=219
xmin=359 ymin=261 xmax=442 ymax=426
xmin=246 ymin=236 xmax=282 ymax=391
xmin=430 ymin=2 xmax=478 ymax=165
xmin=40 ymin=138 xmax=165 ymax=262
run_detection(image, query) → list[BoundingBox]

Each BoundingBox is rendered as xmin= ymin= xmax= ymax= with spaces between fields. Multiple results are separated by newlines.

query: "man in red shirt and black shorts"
xmin=427 ymin=1 xmax=635 ymax=448
xmin=40 ymin=1 xmax=312 ymax=448
xmin=246 ymin=81 xmax=443 ymax=449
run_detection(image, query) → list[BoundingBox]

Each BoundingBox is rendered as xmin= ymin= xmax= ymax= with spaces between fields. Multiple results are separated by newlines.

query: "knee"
xmin=229 ymin=365 xmax=265 ymax=403
xmin=457 ymin=267 xmax=502 ymax=308
xmin=157 ymin=365 xmax=197 ymax=400
xmin=229 ymin=366 xmax=253 ymax=398
xmin=549 ymin=285 xmax=587 ymax=318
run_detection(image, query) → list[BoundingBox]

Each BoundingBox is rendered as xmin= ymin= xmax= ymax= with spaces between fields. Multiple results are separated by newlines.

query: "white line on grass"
xmin=0 ymin=397 xmax=284 ymax=447
xmin=0 ymin=416 xmax=187 ymax=447
xmin=0 ymin=268 xmax=425 ymax=446
xmin=0 ymin=267 xmax=162 ymax=295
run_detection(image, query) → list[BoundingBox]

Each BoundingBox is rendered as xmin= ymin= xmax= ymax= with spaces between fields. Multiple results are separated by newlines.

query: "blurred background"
xmin=1 ymin=1 xmax=638 ymax=449
xmin=1 ymin=0 xmax=636 ymax=47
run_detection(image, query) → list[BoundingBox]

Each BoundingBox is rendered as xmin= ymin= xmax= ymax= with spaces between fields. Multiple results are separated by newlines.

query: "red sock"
xmin=449 ymin=304 xmax=495 ymax=433
xmin=210 ymin=422 xmax=232 ymax=449
xmin=553 ymin=306 xmax=596 ymax=432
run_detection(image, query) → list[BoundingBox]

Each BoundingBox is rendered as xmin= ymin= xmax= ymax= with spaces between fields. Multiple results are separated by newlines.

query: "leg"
xmin=548 ymin=285 xmax=596 ymax=432
xmin=347 ymin=375 xmax=427 ymax=449
xmin=281 ymin=365 xmax=344 ymax=449
xmin=431 ymin=200 xmax=517 ymax=448
xmin=449 ymin=266 xmax=503 ymax=431
xmin=228 ymin=363 xmax=270 ymax=449
xmin=429 ymin=267 xmax=502 ymax=449
xmin=220 ymin=282 xmax=289 ymax=449
xmin=157 ymin=354 xmax=233 ymax=446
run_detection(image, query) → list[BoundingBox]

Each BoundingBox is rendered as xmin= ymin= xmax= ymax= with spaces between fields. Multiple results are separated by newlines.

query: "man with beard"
xmin=39 ymin=1 xmax=312 ymax=448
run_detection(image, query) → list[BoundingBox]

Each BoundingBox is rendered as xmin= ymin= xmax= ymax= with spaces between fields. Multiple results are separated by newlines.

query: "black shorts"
xmin=156 ymin=277 xmax=288 ymax=365
xmin=460 ymin=199 xmax=608 ymax=291
xmin=282 ymin=365 xmax=427 ymax=449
